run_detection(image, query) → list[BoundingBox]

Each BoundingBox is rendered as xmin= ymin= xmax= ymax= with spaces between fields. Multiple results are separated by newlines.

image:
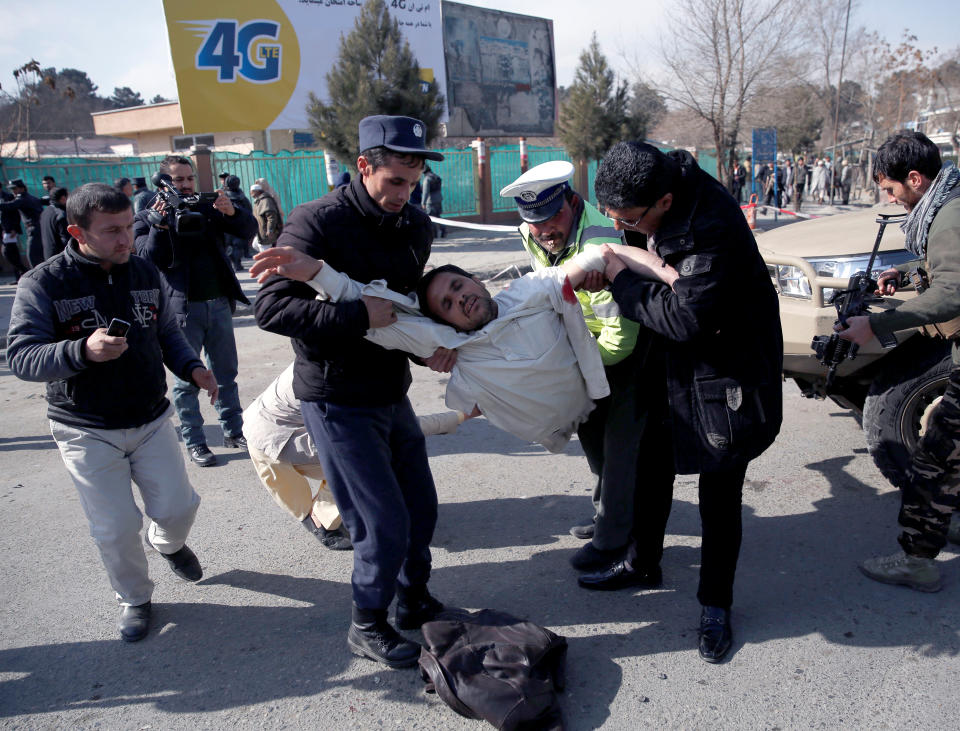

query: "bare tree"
xmin=654 ymin=0 xmax=799 ymax=184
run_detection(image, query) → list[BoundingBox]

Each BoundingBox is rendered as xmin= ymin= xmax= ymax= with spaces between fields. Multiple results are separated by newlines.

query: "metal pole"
xmin=830 ymin=0 xmax=852 ymax=206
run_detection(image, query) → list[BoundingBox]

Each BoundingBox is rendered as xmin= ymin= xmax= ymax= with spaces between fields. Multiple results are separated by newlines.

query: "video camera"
xmin=146 ymin=172 xmax=219 ymax=234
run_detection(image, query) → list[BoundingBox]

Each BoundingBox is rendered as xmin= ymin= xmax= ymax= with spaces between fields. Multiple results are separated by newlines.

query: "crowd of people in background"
xmin=1 ymin=165 xmax=444 ymax=283
xmin=727 ymin=153 xmax=860 ymax=211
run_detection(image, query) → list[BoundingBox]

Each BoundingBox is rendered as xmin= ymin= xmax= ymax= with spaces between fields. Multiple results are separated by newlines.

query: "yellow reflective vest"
xmin=520 ymin=199 xmax=640 ymax=365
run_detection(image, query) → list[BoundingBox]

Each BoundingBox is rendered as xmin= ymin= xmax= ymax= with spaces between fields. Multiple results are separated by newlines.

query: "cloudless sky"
xmin=0 ymin=0 xmax=955 ymax=107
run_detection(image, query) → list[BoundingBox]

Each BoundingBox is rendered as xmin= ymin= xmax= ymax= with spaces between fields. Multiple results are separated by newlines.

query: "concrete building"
xmin=90 ymin=101 xmax=314 ymax=155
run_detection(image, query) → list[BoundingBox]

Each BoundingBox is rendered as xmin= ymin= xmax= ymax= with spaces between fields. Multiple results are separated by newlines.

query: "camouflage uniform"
xmin=869 ymin=193 xmax=960 ymax=558
xmin=899 ymin=368 xmax=960 ymax=556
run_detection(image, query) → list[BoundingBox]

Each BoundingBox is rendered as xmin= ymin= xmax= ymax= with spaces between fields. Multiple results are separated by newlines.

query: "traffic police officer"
xmin=501 ymin=161 xmax=645 ymax=572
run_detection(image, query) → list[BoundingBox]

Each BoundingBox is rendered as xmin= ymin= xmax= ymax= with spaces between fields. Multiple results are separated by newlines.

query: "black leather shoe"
xmin=698 ymin=606 xmax=733 ymax=663
xmin=569 ymin=520 xmax=595 ymax=540
xmin=158 ymin=544 xmax=203 ymax=582
xmin=300 ymin=517 xmax=353 ymax=550
xmin=569 ymin=542 xmax=626 ymax=571
xmin=348 ymin=608 xmax=420 ymax=669
xmin=223 ymin=434 xmax=248 ymax=450
xmin=396 ymin=587 xmax=444 ymax=630
xmin=188 ymin=444 xmax=217 ymax=467
xmin=118 ymin=602 xmax=151 ymax=642
xmin=578 ymin=561 xmax=662 ymax=591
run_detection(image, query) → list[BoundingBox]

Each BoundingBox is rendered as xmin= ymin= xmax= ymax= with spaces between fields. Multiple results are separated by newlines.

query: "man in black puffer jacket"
xmin=578 ymin=142 xmax=783 ymax=665
xmin=7 ymin=183 xmax=218 ymax=643
xmin=255 ymin=115 xmax=450 ymax=670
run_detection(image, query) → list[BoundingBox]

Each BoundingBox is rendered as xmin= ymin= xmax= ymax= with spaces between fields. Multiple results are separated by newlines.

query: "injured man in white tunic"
xmin=250 ymin=245 xmax=671 ymax=453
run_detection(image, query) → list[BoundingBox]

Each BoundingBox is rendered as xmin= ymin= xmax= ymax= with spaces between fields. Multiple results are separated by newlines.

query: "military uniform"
xmin=869 ymin=186 xmax=960 ymax=559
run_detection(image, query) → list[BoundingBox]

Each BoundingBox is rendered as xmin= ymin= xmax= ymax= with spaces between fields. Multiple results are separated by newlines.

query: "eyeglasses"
xmin=605 ymin=205 xmax=651 ymax=229
xmin=172 ymin=175 xmax=196 ymax=184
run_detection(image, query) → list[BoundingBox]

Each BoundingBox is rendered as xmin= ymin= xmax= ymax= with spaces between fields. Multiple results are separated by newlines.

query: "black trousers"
xmin=625 ymin=391 xmax=747 ymax=609
xmin=577 ymin=351 xmax=646 ymax=550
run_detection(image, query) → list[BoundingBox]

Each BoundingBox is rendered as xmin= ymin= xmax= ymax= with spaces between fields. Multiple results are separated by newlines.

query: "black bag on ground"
xmin=418 ymin=608 xmax=567 ymax=730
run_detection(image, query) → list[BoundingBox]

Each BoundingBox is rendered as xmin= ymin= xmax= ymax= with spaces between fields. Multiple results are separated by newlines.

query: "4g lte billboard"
xmin=162 ymin=0 xmax=447 ymax=134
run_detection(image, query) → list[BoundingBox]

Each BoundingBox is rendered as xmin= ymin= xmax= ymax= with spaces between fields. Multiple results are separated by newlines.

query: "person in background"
xmin=40 ymin=176 xmax=57 ymax=207
xmin=251 ymin=183 xmax=282 ymax=250
xmin=135 ymin=155 xmax=257 ymax=468
xmin=132 ymin=177 xmax=152 ymax=214
xmin=334 ymin=171 xmax=351 ymax=189
xmin=0 ymin=179 xmax=44 ymax=268
xmin=1 ymin=187 xmax=28 ymax=281
xmin=39 ymin=187 xmax=70 ymax=261
xmin=114 ymin=178 xmax=133 ymax=199
xmin=422 ymin=165 xmax=446 ymax=238
xmin=223 ymin=175 xmax=253 ymax=272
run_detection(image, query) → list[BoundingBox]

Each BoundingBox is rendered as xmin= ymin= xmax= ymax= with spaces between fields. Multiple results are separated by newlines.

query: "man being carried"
xmin=242 ymin=361 xmax=474 ymax=552
xmin=251 ymin=243 xmax=674 ymax=452
xmin=500 ymin=160 xmax=644 ymax=572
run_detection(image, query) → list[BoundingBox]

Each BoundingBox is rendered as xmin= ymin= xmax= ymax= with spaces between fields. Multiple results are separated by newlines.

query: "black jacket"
xmin=133 ymin=199 xmax=254 ymax=323
xmin=418 ymin=609 xmax=567 ymax=731
xmin=254 ymin=176 xmax=433 ymax=405
xmin=0 ymin=191 xmax=42 ymax=233
xmin=611 ymin=151 xmax=783 ymax=473
xmin=6 ymin=242 xmax=203 ymax=429
xmin=39 ymin=203 xmax=70 ymax=261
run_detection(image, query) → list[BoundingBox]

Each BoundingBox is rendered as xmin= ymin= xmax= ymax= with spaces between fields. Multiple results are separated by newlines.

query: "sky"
xmin=1 ymin=0 xmax=956 ymax=108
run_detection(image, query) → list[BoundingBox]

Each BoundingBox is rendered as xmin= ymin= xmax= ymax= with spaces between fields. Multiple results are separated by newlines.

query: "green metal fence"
xmin=0 ymin=156 xmax=168 ymax=194
xmin=211 ymin=149 xmax=334 ymax=218
xmin=430 ymin=148 xmax=476 ymax=218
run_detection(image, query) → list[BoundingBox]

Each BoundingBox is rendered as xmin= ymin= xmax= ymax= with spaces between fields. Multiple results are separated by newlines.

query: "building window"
xmin=172 ymin=134 xmax=215 ymax=150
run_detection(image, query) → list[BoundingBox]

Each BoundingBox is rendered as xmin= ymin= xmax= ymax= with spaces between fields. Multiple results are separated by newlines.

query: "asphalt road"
xmin=1 ymin=220 xmax=959 ymax=730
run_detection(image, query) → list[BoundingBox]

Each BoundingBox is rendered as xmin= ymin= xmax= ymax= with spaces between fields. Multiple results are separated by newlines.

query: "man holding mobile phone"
xmin=135 ymin=155 xmax=257 ymax=467
xmin=7 ymin=183 xmax=219 ymax=642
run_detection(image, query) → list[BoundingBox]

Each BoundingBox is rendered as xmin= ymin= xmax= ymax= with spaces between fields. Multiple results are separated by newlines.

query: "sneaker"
xmin=859 ymin=550 xmax=942 ymax=592
xmin=948 ymin=513 xmax=960 ymax=545
xmin=188 ymin=444 xmax=217 ymax=467
xmin=223 ymin=434 xmax=248 ymax=450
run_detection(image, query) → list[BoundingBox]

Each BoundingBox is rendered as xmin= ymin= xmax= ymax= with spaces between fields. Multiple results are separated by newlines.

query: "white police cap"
xmin=499 ymin=160 xmax=575 ymax=223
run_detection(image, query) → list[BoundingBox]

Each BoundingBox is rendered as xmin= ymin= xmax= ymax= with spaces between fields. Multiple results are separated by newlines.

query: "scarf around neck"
xmin=901 ymin=160 xmax=960 ymax=258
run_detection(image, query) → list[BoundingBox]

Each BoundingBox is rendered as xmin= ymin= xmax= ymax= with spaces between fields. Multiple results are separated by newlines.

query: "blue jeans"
xmin=301 ymin=396 xmax=437 ymax=610
xmin=172 ymin=297 xmax=243 ymax=448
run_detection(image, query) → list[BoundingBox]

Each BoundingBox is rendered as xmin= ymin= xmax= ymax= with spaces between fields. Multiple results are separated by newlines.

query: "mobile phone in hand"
xmin=199 ymin=192 xmax=220 ymax=203
xmin=106 ymin=318 xmax=131 ymax=337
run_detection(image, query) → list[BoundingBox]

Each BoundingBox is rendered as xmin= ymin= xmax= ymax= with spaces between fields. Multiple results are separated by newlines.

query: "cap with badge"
xmin=499 ymin=161 xmax=575 ymax=223
xmin=358 ymin=115 xmax=444 ymax=161
xmin=7 ymin=179 xmax=26 ymax=190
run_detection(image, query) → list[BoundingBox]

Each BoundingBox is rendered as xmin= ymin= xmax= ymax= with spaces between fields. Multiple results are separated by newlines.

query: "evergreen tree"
xmin=306 ymin=0 xmax=445 ymax=164
xmin=623 ymin=81 xmax=667 ymax=142
xmin=150 ymin=94 xmax=169 ymax=105
xmin=557 ymin=34 xmax=628 ymax=163
xmin=108 ymin=86 xmax=145 ymax=109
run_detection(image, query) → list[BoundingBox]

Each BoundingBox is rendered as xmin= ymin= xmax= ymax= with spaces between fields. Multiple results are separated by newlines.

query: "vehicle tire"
xmin=862 ymin=339 xmax=954 ymax=488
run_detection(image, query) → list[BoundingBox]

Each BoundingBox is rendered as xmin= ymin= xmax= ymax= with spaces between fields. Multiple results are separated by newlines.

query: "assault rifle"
xmin=811 ymin=213 xmax=903 ymax=388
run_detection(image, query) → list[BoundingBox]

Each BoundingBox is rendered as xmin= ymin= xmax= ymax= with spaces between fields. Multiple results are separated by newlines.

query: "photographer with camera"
xmin=837 ymin=131 xmax=960 ymax=592
xmin=135 ymin=155 xmax=257 ymax=467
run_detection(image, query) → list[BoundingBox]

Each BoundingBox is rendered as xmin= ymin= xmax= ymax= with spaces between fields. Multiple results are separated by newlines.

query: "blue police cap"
xmin=358 ymin=115 xmax=443 ymax=161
